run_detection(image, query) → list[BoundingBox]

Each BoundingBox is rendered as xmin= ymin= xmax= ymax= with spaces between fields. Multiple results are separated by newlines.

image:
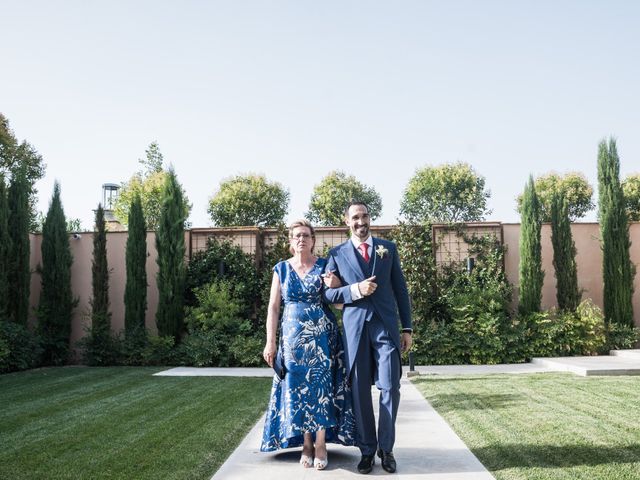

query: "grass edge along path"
xmin=412 ymin=373 xmax=640 ymax=480
xmin=0 ymin=367 xmax=272 ymax=480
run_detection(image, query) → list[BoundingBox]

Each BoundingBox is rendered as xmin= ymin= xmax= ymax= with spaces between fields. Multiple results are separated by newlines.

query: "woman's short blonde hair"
xmin=288 ymin=219 xmax=316 ymax=254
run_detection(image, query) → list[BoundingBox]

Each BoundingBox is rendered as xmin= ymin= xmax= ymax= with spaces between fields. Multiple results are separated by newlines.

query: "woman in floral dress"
xmin=261 ymin=219 xmax=355 ymax=470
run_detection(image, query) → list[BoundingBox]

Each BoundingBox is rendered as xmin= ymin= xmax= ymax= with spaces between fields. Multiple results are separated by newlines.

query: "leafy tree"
xmin=124 ymin=194 xmax=147 ymax=334
xmin=622 ymin=174 xmax=640 ymax=221
xmin=0 ymin=113 xmax=47 ymax=230
xmin=38 ymin=182 xmax=77 ymax=365
xmin=400 ymin=162 xmax=491 ymax=223
xmin=66 ymin=218 xmax=83 ymax=232
xmin=0 ymin=176 xmax=9 ymax=319
xmin=518 ymin=175 xmax=544 ymax=315
xmin=7 ymin=167 xmax=30 ymax=325
xmin=137 ymin=141 xmax=163 ymax=177
xmin=32 ymin=212 xmax=83 ymax=233
xmin=306 ymin=171 xmax=383 ymax=226
xmin=597 ymin=138 xmax=634 ymax=327
xmin=550 ymin=192 xmax=581 ymax=311
xmin=156 ymin=168 xmax=187 ymax=341
xmin=208 ymin=174 xmax=289 ymax=227
xmin=113 ymin=143 xmax=191 ymax=230
xmin=91 ymin=204 xmax=110 ymax=332
xmin=516 ymin=172 xmax=594 ymax=222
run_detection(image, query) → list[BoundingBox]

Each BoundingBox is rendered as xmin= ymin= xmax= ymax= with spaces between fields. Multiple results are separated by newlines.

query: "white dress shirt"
xmin=349 ymin=235 xmax=373 ymax=300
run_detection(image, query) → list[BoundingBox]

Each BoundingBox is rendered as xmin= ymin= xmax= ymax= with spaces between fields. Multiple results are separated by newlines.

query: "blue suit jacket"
xmin=323 ymin=237 xmax=412 ymax=377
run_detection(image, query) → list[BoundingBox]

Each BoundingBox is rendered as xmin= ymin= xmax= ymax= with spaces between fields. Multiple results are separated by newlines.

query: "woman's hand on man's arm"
xmin=322 ymin=270 xmax=342 ymax=288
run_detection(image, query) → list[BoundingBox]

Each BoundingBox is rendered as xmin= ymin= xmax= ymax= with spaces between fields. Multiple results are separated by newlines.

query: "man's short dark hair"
xmin=344 ymin=200 xmax=370 ymax=218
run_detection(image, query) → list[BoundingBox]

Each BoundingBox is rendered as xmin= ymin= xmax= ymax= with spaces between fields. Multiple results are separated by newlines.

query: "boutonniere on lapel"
xmin=375 ymin=245 xmax=389 ymax=259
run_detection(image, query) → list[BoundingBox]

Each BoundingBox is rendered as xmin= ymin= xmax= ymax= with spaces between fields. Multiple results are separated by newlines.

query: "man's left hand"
xmin=400 ymin=332 xmax=412 ymax=353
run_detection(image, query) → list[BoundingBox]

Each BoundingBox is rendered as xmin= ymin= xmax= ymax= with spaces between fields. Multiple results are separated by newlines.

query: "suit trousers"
xmin=351 ymin=314 xmax=401 ymax=455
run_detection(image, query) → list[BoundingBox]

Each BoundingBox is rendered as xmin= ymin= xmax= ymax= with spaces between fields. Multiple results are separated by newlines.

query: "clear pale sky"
xmin=1 ymin=0 xmax=639 ymax=229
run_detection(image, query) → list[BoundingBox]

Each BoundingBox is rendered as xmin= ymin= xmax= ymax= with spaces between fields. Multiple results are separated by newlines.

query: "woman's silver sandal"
xmin=300 ymin=453 xmax=313 ymax=468
xmin=314 ymin=454 xmax=328 ymax=470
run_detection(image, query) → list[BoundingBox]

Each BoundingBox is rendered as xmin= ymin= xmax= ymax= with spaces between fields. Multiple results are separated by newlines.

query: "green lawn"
xmin=0 ymin=367 xmax=272 ymax=480
xmin=413 ymin=373 xmax=640 ymax=480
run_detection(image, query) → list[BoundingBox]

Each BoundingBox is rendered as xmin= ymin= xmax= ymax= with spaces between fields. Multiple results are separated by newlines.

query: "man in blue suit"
xmin=323 ymin=201 xmax=412 ymax=474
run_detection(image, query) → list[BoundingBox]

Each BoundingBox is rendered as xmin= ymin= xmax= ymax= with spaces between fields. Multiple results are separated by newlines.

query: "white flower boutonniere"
xmin=375 ymin=245 xmax=389 ymax=259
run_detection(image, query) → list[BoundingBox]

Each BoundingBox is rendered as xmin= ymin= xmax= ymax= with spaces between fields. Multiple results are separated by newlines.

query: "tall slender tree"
xmin=518 ymin=175 xmax=544 ymax=315
xmin=550 ymin=192 xmax=581 ymax=311
xmin=597 ymin=138 xmax=634 ymax=327
xmin=155 ymin=168 xmax=186 ymax=341
xmin=0 ymin=175 xmax=10 ymax=319
xmin=91 ymin=204 xmax=110 ymax=333
xmin=7 ymin=167 xmax=30 ymax=324
xmin=38 ymin=182 xmax=76 ymax=365
xmin=125 ymin=194 xmax=147 ymax=334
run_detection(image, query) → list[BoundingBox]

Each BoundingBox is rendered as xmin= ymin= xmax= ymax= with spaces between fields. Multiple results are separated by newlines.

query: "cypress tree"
xmin=124 ymin=194 xmax=147 ymax=334
xmin=155 ymin=168 xmax=186 ymax=341
xmin=38 ymin=182 xmax=76 ymax=365
xmin=0 ymin=175 xmax=10 ymax=320
xmin=551 ymin=191 xmax=581 ymax=311
xmin=519 ymin=175 xmax=544 ymax=315
xmin=91 ymin=204 xmax=111 ymax=333
xmin=7 ymin=167 xmax=30 ymax=325
xmin=597 ymin=138 xmax=634 ymax=327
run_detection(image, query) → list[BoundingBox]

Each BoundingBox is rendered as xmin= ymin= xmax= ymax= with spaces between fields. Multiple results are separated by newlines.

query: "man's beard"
xmin=352 ymin=224 xmax=369 ymax=239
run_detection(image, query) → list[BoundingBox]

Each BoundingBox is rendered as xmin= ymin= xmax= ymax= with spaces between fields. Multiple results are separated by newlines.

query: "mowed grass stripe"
xmin=413 ymin=373 xmax=640 ymax=480
xmin=0 ymin=367 xmax=165 ymax=427
xmin=429 ymin=377 xmax=537 ymax=473
xmin=0 ymin=366 xmax=150 ymax=405
xmin=1 ymin=368 xmax=176 ymax=442
xmin=0 ymin=367 xmax=272 ymax=480
xmin=512 ymin=377 xmax=640 ymax=453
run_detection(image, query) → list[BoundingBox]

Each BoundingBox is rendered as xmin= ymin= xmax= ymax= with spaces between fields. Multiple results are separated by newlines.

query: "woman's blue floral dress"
xmin=260 ymin=258 xmax=356 ymax=451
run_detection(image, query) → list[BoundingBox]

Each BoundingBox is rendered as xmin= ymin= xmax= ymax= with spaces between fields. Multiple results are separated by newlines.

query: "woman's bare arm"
xmin=263 ymin=272 xmax=281 ymax=367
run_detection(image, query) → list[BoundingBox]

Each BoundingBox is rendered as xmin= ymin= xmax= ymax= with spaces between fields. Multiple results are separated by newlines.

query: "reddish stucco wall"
xmin=504 ymin=222 xmax=640 ymax=326
xmin=26 ymin=223 xmax=639 ymax=355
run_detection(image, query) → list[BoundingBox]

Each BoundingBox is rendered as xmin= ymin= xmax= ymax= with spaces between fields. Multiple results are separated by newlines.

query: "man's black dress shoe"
xmin=357 ymin=454 xmax=375 ymax=474
xmin=377 ymin=449 xmax=397 ymax=473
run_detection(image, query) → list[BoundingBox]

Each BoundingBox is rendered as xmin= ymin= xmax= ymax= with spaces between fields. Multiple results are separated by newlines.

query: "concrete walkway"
xmin=211 ymin=377 xmax=494 ymax=480
xmin=531 ymin=349 xmax=640 ymax=376
xmin=153 ymin=351 xmax=640 ymax=379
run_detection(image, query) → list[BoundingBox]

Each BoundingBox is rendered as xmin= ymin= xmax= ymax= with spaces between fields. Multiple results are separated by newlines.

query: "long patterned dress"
xmin=260 ymin=258 xmax=356 ymax=451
